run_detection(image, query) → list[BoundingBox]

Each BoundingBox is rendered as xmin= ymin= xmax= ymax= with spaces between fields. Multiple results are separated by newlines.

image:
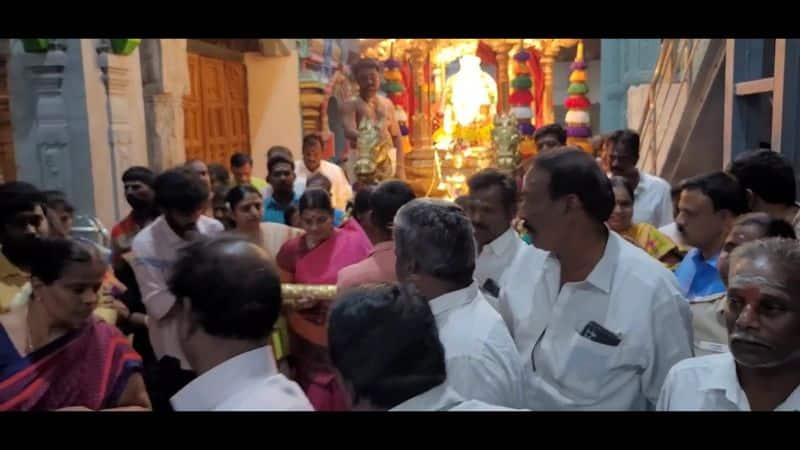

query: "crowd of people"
xmin=1 ymin=117 xmax=799 ymax=411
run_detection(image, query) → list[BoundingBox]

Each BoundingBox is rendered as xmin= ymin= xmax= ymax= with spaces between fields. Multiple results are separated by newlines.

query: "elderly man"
xmin=498 ymin=148 xmax=692 ymax=410
xmin=329 ymin=283 xmax=516 ymax=411
xmin=690 ymin=213 xmax=795 ymax=356
xmin=393 ymin=199 xmax=523 ymax=408
xmin=658 ymin=238 xmax=800 ymax=411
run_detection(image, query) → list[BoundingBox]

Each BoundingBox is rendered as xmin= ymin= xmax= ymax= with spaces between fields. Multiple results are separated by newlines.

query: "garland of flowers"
xmin=564 ymin=40 xmax=593 ymax=154
xmin=510 ymin=50 xmax=537 ymax=159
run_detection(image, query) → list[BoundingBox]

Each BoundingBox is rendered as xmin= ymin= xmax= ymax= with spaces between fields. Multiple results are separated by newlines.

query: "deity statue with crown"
xmin=434 ymin=54 xmax=498 ymax=151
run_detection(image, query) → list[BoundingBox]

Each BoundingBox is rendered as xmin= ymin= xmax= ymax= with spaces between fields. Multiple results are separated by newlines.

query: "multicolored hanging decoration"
xmin=564 ymin=40 xmax=593 ymax=154
xmin=382 ymin=58 xmax=413 ymax=154
xmin=510 ymin=49 xmax=537 ymax=159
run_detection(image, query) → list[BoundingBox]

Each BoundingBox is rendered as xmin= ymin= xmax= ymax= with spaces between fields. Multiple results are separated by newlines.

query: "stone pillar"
xmin=98 ymin=40 xmax=134 ymax=221
xmin=9 ymin=39 xmax=149 ymax=229
xmin=15 ymin=40 xmax=73 ymax=195
xmin=140 ymin=39 xmax=189 ymax=172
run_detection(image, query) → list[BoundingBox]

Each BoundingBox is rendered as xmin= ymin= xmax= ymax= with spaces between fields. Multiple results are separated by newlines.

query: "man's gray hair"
xmin=393 ymin=198 xmax=475 ymax=284
xmin=730 ymin=237 xmax=800 ymax=297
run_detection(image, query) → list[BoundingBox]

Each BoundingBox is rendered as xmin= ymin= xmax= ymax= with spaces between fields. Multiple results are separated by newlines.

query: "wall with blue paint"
xmin=600 ymin=39 xmax=660 ymax=133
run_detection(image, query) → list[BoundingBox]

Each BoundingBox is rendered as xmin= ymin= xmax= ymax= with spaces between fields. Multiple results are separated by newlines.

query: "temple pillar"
xmin=9 ymin=39 xmax=148 ymax=228
xmin=140 ymin=39 xmax=189 ymax=172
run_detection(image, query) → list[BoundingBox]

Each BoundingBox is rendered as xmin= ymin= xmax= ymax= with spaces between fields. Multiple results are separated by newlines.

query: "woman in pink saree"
xmin=277 ymin=188 xmax=372 ymax=411
xmin=0 ymin=238 xmax=150 ymax=411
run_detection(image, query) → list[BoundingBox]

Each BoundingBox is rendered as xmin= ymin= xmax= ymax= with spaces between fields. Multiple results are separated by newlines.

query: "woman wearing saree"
xmin=0 ymin=237 xmax=150 ymax=411
xmin=276 ymin=188 xmax=372 ymax=411
xmin=607 ymin=176 xmax=683 ymax=269
xmin=225 ymin=185 xmax=305 ymax=367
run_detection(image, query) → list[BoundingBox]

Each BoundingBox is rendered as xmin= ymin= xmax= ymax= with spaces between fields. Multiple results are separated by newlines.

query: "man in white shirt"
xmin=393 ymin=199 xmax=524 ymax=408
xmin=466 ymin=169 xmax=531 ymax=292
xmin=658 ymin=238 xmax=800 ymax=411
xmin=169 ymin=235 xmax=313 ymax=411
xmin=328 ymin=283 xmax=516 ymax=411
xmin=131 ymin=168 xmax=224 ymax=370
xmin=295 ymin=134 xmax=353 ymax=211
xmin=608 ymin=129 xmax=673 ymax=227
xmin=499 ymin=149 xmax=692 ymax=410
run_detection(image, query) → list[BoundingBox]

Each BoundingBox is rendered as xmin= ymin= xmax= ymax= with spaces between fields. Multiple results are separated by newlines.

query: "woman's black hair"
xmin=29 ymin=237 xmax=103 ymax=284
xmin=225 ymin=184 xmax=262 ymax=211
xmin=298 ymin=188 xmax=333 ymax=215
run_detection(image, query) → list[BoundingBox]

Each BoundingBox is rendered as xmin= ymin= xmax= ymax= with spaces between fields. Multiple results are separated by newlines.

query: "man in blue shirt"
xmin=674 ymin=171 xmax=749 ymax=299
xmin=262 ymin=154 xmax=300 ymax=224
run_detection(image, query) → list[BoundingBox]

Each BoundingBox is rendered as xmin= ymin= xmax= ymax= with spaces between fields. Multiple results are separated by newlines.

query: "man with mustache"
xmin=607 ymin=129 xmax=673 ymax=228
xmin=0 ymin=182 xmax=49 ymax=313
xmin=674 ymin=172 xmax=749 ymax=300
xmin=658 ymin=238 xmax=800 ymax=410
xmin=466 ymin=169 xmax=532 ymax=298
xmin=131 ymin=168 xmax=224 ymax=370
xmin=497 ymin=149 xmax=692 ymax=410
xmin=111 ymin=166 xmax=159 ymax=268
xmin=691 ymin=213 xmax=796 ymax=357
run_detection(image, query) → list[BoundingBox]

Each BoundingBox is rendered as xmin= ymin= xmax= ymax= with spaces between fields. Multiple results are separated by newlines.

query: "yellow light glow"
xmin=450 ymin=55 xmax=491 ymax=127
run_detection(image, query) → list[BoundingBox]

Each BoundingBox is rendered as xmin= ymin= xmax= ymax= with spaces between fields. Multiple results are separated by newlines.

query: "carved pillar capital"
xmin=24 ymin=45 xmax=70 ymax=193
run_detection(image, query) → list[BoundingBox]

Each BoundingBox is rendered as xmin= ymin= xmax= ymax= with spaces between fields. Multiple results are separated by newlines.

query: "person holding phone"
xmin=497 ymin=149 xmax=693 ymax=410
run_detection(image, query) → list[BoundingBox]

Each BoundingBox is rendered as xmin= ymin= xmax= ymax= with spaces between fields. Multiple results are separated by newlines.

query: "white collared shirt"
xmin=429 ymin=283 xmax=524 ymax=409
xmin=633 ymin=171 xmax=673 ymax=228
xmin=474 ymin=227 xmax=530 ymax=289
xmin=497 ymin=231 xmax=693 ymax=410
xmin=131 ymin=215 xmax=224 ymax=368
xmin=657 ymin=353 xmax=800 ymax=411
xmin=171 ymin=346 xmax=313 ymax=411
xmin=294 ymin=160 xmax=353 ymax=211
xmin=390 ymin=384 xmax=520 ymax=411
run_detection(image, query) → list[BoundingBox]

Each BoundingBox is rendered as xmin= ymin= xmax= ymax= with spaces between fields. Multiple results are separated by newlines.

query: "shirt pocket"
xmin=555 ymin=331 xmax=623 ymax=401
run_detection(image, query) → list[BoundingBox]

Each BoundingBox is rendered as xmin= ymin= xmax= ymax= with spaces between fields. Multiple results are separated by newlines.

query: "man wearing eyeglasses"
xmin=0 ymin=182 xmax=49 ymax=313
xmin=607 ymin=129 xmax=673 ymax=228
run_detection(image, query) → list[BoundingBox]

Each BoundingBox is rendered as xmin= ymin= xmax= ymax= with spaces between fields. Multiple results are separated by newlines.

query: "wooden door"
xmin=184 ymin=53 xmax=205 ymax=162
xmin=0 ymin=54 xmax=15 ymax=182
xmin=183 ymin=53 xmax=250 ymax=167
